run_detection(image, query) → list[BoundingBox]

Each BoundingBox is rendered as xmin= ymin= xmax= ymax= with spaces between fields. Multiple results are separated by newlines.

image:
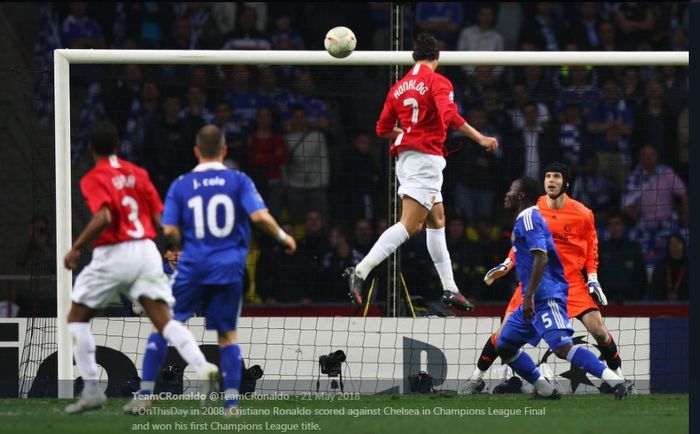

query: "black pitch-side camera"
xmin=319 ymin=350 xmax=346 ymax=376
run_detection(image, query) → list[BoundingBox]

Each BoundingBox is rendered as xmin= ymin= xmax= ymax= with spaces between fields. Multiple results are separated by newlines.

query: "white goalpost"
xmin=53 ymin=49 xmax=688 ymax=398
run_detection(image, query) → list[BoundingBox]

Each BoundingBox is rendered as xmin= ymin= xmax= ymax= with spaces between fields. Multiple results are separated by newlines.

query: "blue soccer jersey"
xmin=162 ymin=162 xmax=266 ymax=285
xmin=512 ymin=206 xmax=569 ymax=303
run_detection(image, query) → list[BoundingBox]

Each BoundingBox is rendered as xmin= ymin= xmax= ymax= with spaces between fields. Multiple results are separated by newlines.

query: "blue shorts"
xmin=172 ymin=276 xmax=243 ymax=332
xmin=497 ymin=298 xmax=574 ymax=351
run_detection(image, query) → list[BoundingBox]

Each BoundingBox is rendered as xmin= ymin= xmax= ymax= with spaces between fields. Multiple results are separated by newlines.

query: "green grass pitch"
xmin=0 ymin=394 xmax=688 ymax=434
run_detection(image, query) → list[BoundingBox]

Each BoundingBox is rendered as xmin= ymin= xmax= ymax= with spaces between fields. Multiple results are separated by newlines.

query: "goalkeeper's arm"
xmin=250 ymin=209 xmax=297 ymax=254
xmin=484 ymin=253 xmax=515 ymax=286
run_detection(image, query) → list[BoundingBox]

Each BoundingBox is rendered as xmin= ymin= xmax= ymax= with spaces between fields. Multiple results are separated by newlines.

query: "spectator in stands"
xmin=415 ymin=2 xmax=463 ymax=49
xmin=124 ymin=2 xmax=171 ymax=49
xmin=270 ymin=14 xmax=304 ymax=50
xmin=597 ymin=19 xmax=619 ymax=52
xmin=353 ymin=219 xmax=375 ymax=256
xmin=284 ymin=105 xmax=330 ymax=225
xmin=246 ymin=106 xmax=288 ymax=218
xmin=180 ymin=85 xmax=214 ymax=124
xmin=104 ymin=64 xmax=143 ymax=135
xmin=451 ymin=105 xmax=500 ymax=224
xmin=669 ymin=26 xmax=688 ymax=51
xmin=660 ymin=66 xmax=687 ymax=115
xmin=623 ymin=145 xmax=688 ymax=230
xmin=615 ymin=2 xmax=655 ymax=50
xmin=457 ymin=5 xmax=504 ymax=77
xmin=519 ymin=2 xmax=565 ymax=51
xmin=558 ymin=102 xmax=588 ymax=167
xmin=587 ymin=78 xmax=634 ymax=193
xmin=142 ymin=94 xmax=196 ymax=194
xmin=494 ymin=2 xmax=523 ymax=51
xmin=509 ymin=83 xmax=551 ymax=131
xmin=650 ymin=233 xmax=688 ymax=301
xmin=256 ymin=223 xmax=302 ymax=304
xmin=569 ymin=2 xmax=602 ymax=50
xmin=332 ymin=132 xmax=382 ymax=225
xmin=212 ymin=100 xmax=246 ymax=169
xmin=571 ymin=153 xmax=617 ymax=224
xmin=223 ymin=65 xmax=267 ymax=129
xmin=462 ymin=66 xmax=497 ymax=106
xmin=168 ymin=16 xmax=193 ymax=50
xmin=598 ymin=213 xmax=648 ymax=302
xmin=320 ymin=226 xmax=364 ymax=301
xmin=507 ymin=100 xmax=558 ymax=179
xmin=556 ymin=65 xmax=599 ymax=119
xmin=122 ymin=80 xmax=160 ymax=163
xmin=61 ymin=2 xmax=106 ymax=49
xmin=294 ymin=209 xmax=330 ymax=302
xmin=482 ymin=87 xmax=514 ymax=137
xmin=222 ymin=7 xmax=271 ymax=50
xmin=277 ymin=69 xmax=330 ymax=131
xmin=621 ymin=67 xmax=644 ymax=115
xmin=633 ymin=79 xmax=679 ymax=164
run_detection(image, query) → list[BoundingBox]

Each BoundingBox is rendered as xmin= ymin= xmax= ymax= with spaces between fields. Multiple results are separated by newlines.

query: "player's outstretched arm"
xmin=250 ymin=209 xmax=297 ymax=254
xmin=64 ymin=206 xmax=111 ymax=270
xmin=456 ymin=122 xmax=499 ymax=151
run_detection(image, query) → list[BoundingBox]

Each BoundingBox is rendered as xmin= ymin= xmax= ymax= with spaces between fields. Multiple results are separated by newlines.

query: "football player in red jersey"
xmin=63 ymin=122 xmax=218 ymax=414
xmin=344 ymin=33 xmax=499 ymax=311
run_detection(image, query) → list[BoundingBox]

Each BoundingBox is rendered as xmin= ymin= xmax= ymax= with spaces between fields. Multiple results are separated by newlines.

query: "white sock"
xmin=68 ymin=322 xmax=100 ymax=394
xmin=426 ymin=227 xmax=458 ymax=292
xmin=534 ymin=377 xmax=554 ymax=396
xmin=601 ymin=368 xmax=624 ymax=387
xmin=355 ymin=222 xmax=409 ymax=279
xmin=162 ymin=320 xmax=207 ymax=374
xmin=470 ymin=366 xmax=487 ymax=381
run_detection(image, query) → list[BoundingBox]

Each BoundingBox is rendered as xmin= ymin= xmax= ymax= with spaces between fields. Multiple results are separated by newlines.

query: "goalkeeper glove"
xmin=587 ymin=273 xmax=608 ymax=306
xmin=484 ymin=258 xmax=513 ymax=286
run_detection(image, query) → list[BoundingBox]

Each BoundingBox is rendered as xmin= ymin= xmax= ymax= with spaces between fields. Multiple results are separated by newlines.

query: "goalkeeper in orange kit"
xmin=462 ymin=162 xmax=627 ymax=394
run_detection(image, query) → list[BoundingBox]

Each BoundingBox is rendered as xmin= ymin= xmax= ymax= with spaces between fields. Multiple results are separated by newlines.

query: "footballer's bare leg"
xmin=346 ymin=196 xmax=427 ymax=305
xmin=579 ymin=309 xmax=623 ymax=376
xmin=65 ymin=303 xmax=107 ymax=414
xmin=426 ymin=203 xmax=475 ymax=311
xmin=462 ymin=311 xmax=513 ymax=393
xmin=139 ymin=297 xmax=216 ymax=381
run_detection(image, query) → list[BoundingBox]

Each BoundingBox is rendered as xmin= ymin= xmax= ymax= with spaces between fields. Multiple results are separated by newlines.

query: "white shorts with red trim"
xmin=72 ymin=239 xmax=174 ymax=309
xmin=396 ymin=150 xmax=445 ymax=211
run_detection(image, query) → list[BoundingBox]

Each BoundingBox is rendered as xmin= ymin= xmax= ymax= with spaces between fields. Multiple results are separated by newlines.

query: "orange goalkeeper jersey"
xmin=508 ymin=194 xmax=598 ymax=280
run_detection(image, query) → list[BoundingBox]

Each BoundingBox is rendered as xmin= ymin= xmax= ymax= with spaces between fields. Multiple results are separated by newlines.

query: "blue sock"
xmin=221 ymin=344 xmax=242 ymax=409
xmin=506 ymin=349 xmax=542 ymax=384
xmin=567 ymin=346 xmax=606 ymax=378
xmin=140 ymin=332 xmax=168 ymax=395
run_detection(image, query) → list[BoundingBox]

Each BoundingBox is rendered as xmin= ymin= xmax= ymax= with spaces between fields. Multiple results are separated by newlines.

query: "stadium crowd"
xmin=31 ymin=2 xmax=688 ymax=307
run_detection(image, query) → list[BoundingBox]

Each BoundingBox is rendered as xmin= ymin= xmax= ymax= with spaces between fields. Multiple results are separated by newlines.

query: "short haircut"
xmin=89 ymin=121 xmax=119 ymax=156
xmin=412 ymin=33 xmax=439 ymax=62
xmin=518 ymin=177 xmax=543 ymax=204
xmin=196 ymin=125 xmax=225 ymax=158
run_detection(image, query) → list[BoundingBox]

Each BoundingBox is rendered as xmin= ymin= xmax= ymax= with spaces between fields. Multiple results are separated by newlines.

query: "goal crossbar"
xmin=53 ymin=48 xmax=689 ymax=398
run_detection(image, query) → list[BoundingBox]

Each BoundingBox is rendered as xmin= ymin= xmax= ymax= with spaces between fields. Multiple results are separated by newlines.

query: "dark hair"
xmin=196 ymin=125 xmax=225 ymax=158
xmin=543 ymin=161 xmax=571 ymax=183
xmin=518 ymin=177 xmax=543 ymax=204
xmin=667 ymin=233 xmax=686 ymax=253
xmin=412 ymin=33 xmax=439 ymax=62
xmin=89 ymin=121 xmax=120 ymax=156
xmin=289 ymin=103 xmax=306 ymax=114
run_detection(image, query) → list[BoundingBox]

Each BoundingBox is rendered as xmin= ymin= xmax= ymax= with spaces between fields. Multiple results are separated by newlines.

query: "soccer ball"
xmin=324 ymin=26 xmax=356 ymax=58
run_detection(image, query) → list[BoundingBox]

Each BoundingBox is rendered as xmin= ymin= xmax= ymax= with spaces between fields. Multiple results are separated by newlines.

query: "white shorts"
xmin=72 ymin=239 xmax=175 ymax=309
xmin=396 ymin=150 xmax=446 ymax=210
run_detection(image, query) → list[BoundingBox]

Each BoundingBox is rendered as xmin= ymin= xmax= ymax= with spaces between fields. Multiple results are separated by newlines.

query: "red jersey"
xmin=376 ymin=63 xmax=466 ymax=157
xmin=80 ymin=155 xmax=163 ymax=247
